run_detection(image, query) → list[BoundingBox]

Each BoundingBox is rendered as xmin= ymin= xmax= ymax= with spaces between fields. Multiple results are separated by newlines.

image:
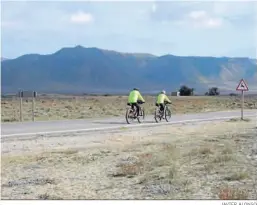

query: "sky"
xmin=1 ymin=0 xmax=257 ymax=59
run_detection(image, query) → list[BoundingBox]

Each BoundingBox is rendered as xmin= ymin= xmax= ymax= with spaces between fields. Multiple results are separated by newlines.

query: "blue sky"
xmin=1 ymin=0 xmax=256 ymax=59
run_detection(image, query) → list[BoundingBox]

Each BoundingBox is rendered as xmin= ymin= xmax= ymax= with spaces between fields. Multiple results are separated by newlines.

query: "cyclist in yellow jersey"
xmin=156 ymin=90 xmax=171 ymax=113
xmin=128 ymin=88 xmax=145 ymax=117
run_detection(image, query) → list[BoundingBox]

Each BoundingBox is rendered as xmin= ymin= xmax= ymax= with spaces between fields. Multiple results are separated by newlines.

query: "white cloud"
xmin=70 ymin=11 xmax=93 ymax=24
xmin=187 ymin=10 xmax=223 ymax=29
xmin=151 ymin=3 xmax=157 ymax=13
xmin=189 ymin=10 xmax=207 ymax=20
xmin=205 ymin=18 xmax=222 ymax=28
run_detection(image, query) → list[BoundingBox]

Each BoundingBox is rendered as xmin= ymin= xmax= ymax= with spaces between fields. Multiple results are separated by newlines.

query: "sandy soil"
xmin=1 ymin=118 xmax=257 ymax=199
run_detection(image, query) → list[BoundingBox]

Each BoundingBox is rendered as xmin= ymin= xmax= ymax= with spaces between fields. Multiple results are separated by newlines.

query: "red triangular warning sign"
xmin=236 ymin=79 xmax=249 ymax=91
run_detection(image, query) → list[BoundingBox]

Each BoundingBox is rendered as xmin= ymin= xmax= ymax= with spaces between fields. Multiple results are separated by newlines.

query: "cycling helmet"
xmin=161 ymin=90 xmax=166 ymax=94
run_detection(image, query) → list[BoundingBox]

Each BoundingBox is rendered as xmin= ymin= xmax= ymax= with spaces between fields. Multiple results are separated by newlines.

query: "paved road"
xmin=1 ymin=109 xmax=256 ymax=137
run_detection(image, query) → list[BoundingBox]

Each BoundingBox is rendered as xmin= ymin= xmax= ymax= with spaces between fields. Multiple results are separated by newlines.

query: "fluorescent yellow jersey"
xmin=157 ymin=93 xmax=171 ymax=104
xmin=128 ymin=90 xmax=145 ymax=103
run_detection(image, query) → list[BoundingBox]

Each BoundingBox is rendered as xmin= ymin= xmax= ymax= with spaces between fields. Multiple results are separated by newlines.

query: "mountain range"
xmin=1 ymin=57 xmax=8 ymax=62
xmin=1 ymin=45 xmax=257 ymax=94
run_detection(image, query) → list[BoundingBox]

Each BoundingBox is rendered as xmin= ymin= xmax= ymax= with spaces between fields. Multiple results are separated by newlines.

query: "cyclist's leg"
xmin=137 ymin=100 xmax=143 ymax=115
xmin=131 ymin=103 xmax=135 ymax=111
xmin=160 ymin=103 xmax=164 ymax=112
xmin=135 ymin=102 xmax=140 ymax=116
xmin=131 ymin=103 xmax=137 ymax=115
xmin=155 ymin=103 xmax=160 ymax=111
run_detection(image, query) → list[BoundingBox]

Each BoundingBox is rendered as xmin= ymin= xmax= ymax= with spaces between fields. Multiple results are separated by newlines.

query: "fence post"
xmin=19 ymin=95 xmax=23 ymax=122
xmin=32 ymin=96 xmax=35 ymax=121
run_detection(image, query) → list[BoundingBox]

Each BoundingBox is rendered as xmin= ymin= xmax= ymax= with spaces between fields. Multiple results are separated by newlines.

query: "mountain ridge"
xmin=1 ymin=57 xmax=9 ymax=62
xmin=2 ymin=45 xmax=257 ymax=94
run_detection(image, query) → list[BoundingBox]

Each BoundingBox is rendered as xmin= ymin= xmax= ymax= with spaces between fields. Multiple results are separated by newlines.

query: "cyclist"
xmin=128 ymin=88 xmax=145 ymax=117
xmin=156 ymin=90 xmax=171 ymax=114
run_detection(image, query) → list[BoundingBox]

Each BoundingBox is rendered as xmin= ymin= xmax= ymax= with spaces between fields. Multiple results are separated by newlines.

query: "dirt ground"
xmin=1 ymin=95 xmax=257 ymax=122
xmin=1 ymin=118 xmax=257 ymax=199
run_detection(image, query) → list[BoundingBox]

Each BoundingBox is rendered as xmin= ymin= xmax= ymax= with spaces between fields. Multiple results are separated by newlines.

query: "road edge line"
xmin=1 ymin=114 xmax=256 ymax=138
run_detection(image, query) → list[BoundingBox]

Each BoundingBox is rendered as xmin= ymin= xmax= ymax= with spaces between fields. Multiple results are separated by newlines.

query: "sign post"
xmin=236 ymin=79 xmax=249 ymax=120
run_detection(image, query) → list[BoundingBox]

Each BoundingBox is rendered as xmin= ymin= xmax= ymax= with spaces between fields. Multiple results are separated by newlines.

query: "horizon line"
xmin=2 ymin=45 xmax=256 ymax=60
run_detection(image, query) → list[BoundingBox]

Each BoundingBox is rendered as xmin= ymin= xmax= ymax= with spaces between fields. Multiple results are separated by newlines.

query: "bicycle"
xmin=125 ymin=101 xmax=145 ymax=124
xmin=154 ymin=101 xmax=172 ymax=123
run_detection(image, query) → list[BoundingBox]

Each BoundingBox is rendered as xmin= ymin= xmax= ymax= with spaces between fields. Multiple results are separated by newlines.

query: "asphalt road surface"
xmin=1 ymin=109 xmax=256 ymax=137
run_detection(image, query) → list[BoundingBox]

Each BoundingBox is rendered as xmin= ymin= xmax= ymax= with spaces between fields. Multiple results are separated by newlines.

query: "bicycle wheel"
xmin=137 ymin=107 xmax=145 ymax=123
xmin=125 ymin=107 xmax=135 ymax=124
xmin=165 ymin=107 xmax=171 ymax=122
xmin=154 ymin=107 xmax=162 ymax=123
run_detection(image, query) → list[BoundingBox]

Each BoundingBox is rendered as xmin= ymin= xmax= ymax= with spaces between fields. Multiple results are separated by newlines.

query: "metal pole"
xmin=32 ymin=97 xmax=35 ymax=121
xmin=241 ymin=90 xmax=244 ymax=120
xmin=19 ymin=96 xmax=23 ymax=122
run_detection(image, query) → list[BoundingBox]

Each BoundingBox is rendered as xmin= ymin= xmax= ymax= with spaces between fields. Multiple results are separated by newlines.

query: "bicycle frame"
xmin=154 ymin=101 xmax=171 ymax=123
xmin=126 ymin=102 xmax=145 ymax=124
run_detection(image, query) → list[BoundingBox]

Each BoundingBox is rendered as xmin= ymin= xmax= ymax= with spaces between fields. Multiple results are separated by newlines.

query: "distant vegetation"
xmin=229 ymin=93 xmax=238 ymax=97
xmin=179 ymin=85 xmax=194 ymax=96
xmin=205 ymin=87 xmax=220 ymax=96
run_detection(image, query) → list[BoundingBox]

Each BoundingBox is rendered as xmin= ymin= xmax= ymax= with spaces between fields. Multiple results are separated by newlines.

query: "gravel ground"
xmin=1 ymin=118 xmax=257 ymax=199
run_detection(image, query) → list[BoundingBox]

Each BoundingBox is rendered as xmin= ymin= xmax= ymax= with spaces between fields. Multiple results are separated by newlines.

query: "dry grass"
xmin=112 ymin=144 xmax=177 ymax=178
xmin=2 ymin=95 xmax=257 ymax=122
xmin=1 ymin=119 xmax=257 ymax=199
xmin=223 ymin=172 xmax=249 ymax=181
xmin=218 ymin=187 xmax=249 ymax=200
xmin=38 ymin=193 xmax=63 ymax=200
xmin=212 ymin=154 xmax=234 ymax=164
